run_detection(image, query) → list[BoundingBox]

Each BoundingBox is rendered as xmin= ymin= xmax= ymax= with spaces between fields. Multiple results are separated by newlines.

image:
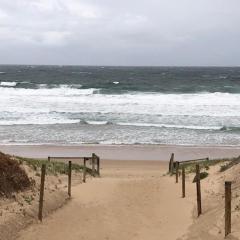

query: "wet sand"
xmin=0 ymin=144 xmax=240 ymax=160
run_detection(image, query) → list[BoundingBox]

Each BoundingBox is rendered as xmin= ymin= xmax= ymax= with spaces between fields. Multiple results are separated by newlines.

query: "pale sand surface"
xmin=0 ymin=144 xmax=240 ymax=160
xmin=0 ymin=160 xmax=83 ymax=240
xmin=2 ymin=145 xmax=240 ymax=239
xmin=16 ymin=161 xmax=196 ymax=240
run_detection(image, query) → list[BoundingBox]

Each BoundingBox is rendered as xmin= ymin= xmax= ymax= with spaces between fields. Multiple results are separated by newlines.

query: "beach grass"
xmin=16 ymin=156 xmax=94 ymax=176
xmin=176 ymin=157 xmax=240 ymax=177
xmin=219 ymin=156 xmax=240 ymax=172
xmin=180 ymin=159 xmax=226 ymax=174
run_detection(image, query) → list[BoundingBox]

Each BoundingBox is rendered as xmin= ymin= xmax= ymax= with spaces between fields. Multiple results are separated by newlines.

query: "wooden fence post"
xmin=176 ymin=161 xmax=179 ymax=183
xmin=83 ymin=167 xmax=86 ymax=183
xmin=196 ymin=164 xmax=202 ymax=216
xmin=48 ymin=156 xmax=50 ymax=162
xmin=182 ymin=166 xmax=185 ymax=198
xmin=97 ymin=156 xmax=100 ymax=176
xmin=68 ymin=161 xmax=72 ymax=197
xmin=169 ymin=153 xmax=174 ymax=174
xmin=92 ymin=153 xmax=95 ymax=176
xmin=83 ymin=158 xmax=86 ymax=183
xmin=169 ymin=154 xmax=172 ymax=172
xmin=38 ymin=164 xmax=46 ymax=222
xmin=225 ymin=181 xmax=232 ymax=237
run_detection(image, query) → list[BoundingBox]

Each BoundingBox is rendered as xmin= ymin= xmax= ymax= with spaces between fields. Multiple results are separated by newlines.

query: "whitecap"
xmin=86 ymin=121 xmax=109 ymax=125
xmin=0 ymin=81 xmax=17 ymax=87
xmin=117 ymin=122 xmax=222 ymax=130
xmin=0 ymin=118 xmax=80 ymax=125
xmin=72 ymin=71 xmax=92 ymax=74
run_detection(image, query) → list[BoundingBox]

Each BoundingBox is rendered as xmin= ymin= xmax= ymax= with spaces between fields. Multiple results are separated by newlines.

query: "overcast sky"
xmin=0 ymin=0 xmax=240 ymax=66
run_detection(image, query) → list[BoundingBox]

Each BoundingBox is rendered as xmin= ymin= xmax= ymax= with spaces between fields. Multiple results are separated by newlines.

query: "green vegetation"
xmin=179 ymin=159 xmax=228 ymax=174
xmin=220 ymin=156 xmax=240 ymax=172
xmin=0 ymin=152 xmax=31 ymax=197
xmin=192 ymin=172 xmax=209 ymax=182
xmin=23 ymin=195 xmax=34 ymax=205
xmin=170 ymin=156 xmax=240 ymax=181
xmin=171 ymin=158 xmax=236 ymax=182
xmin=16 ymin=156 xmax=94 ymax=176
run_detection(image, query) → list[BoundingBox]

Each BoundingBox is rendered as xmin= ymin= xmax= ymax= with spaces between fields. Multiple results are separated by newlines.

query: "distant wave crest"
xmin=0 ymin=81 xmax=17 ymax=87
xmin=220 ymin=126 xmax=240 ymax=132
xmin=78 ymin=120 xmax=231 ymax=131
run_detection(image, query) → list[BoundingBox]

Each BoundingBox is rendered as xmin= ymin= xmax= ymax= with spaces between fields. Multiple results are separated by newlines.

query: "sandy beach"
xmin=1 ymin=144 xmax=240 ymax=160
xmin=16 ymin=160 xmax=196 ymax=240
xmin=1 ymin=144 xmax=240 ymax=240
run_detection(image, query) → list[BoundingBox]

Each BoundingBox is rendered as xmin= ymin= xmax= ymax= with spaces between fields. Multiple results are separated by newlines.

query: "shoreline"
xmin=0 ymin=144 xmax=240 ymax=161
xmin=1 ymin=142 xmax=240 ymax=147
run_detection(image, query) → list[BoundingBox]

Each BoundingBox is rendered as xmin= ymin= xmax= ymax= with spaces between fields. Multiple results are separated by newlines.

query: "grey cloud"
xmin=0 ymin=0 xmax=240 ymax=65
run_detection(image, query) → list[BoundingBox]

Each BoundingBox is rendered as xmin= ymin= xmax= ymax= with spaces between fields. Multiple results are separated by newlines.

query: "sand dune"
xmin=16 ymin=161 xmax=195 ymax=240
xmin=1 ymin=150 xmax=240 ymax=240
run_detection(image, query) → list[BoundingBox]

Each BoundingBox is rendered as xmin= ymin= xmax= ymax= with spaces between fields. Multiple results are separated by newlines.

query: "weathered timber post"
xmin=92 ymin=153 xmax=95 ymax=176
xmin=169 ymin=155 xmax=171 ymax=172
xmin=83 ymin=158 xmax=86 ymax=183
xmin=48 ymin=156 xmax=50 ymax=162
xmin=38 ymin=164 xmax=46 ymax=221
xmin=83 ymin=166 xmax=86 ymax=183
xmin=225 ymin=181 xmax=232 ymax=237
xmin=169 ymin=153 xmax=174 ymax=174
xmin=97 ymin=156 xmax=100 ymax=176
xmin=176 ymin=161 xmax=179 ymax=183
xmin=182 ymin=166 xmax=185 ymax=198
xmin=196 ymin=164 xmax=202 ymax=216
xmin=68 ymin=161 xmax=72 ymax=197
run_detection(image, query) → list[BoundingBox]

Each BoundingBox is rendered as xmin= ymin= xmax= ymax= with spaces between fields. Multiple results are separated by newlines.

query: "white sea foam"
xmin=0 ymin=87 xmax=240 ymax=126
xmin=71 ymin=71 xmax=92 ymax=74
xmin=0 ymin=118 xmax=79 ymax=125
xmin=0 ymin=86 xmax=97 ymax=97
xmin=86 ymin=121 xmax=109 ymax=125
xmin=117 ymin=122 xmax=222 ymax=130
xmin=0 ymin=81 xmax=17 ymax=87
xmin=82 ymin=120 xmax=223 ymax=130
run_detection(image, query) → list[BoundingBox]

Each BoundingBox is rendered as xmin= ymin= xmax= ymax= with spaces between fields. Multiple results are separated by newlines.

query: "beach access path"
xmin=16 ymin=161 xmax=195 ymax=240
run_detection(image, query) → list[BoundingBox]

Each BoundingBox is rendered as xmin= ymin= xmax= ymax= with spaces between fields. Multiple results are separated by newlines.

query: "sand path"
xmin=17 ymin=162 xmax=195 ymax=240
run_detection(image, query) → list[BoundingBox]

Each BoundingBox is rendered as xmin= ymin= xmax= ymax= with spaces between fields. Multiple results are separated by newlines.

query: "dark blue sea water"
xmin=0 ymin=65 xmax=240 ymax=145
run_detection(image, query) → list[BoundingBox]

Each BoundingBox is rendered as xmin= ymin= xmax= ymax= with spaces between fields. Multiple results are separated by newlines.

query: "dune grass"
xmin=172 ymin=157 xmax=237 ymax=181
xmin=219 ymin=156 xmax=240 ymax=172
xmin=180 ymin=159 xmax=227 ymax=174
xmin=16 ymin=156 xmax=94 ymax=176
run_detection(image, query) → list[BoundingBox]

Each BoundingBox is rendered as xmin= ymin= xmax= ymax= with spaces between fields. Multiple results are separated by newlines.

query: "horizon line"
xmin=0 ymin=64 xmax=240 ymax=68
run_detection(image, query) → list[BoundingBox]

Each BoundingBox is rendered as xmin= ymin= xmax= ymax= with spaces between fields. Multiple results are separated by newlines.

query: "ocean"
xmin=0 ymin=65 xmax=240 ymax=146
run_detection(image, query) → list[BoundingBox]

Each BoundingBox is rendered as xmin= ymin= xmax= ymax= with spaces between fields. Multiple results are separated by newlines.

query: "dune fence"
xmin=38 ymin=153 xmax=100 ymax=222
xmin=168 ymin=153 xmax=233 ymax=237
